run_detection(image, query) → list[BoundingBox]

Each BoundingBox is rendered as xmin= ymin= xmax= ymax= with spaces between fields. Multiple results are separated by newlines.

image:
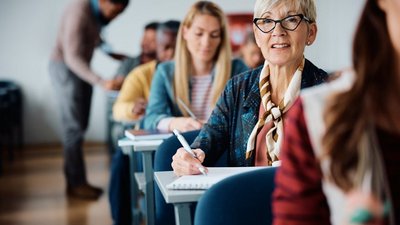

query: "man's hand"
xmin=112 ymin=75 xmax=125 ymax=90
xmin=131 ymin=98 xmax=147 ymax=118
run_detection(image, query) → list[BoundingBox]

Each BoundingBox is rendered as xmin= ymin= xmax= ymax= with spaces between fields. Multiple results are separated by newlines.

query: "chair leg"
xmin=7 ymin=132 xmax=14 ymax=161
xmin=0 ymin=142 xmax=3 ymax=175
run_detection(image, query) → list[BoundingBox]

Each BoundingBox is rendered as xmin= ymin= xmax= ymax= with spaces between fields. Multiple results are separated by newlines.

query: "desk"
xmin=154 ymin=171 xmax=204 ymax=225
xmin=154 ymin=167 xmax=268 ymax=225
xmin=118 ymin=137 xmax=164 ymax=225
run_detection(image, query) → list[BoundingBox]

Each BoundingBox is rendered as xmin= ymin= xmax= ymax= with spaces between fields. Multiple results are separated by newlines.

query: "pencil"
xmin=177 ymin=98 xmax=198 ymax=120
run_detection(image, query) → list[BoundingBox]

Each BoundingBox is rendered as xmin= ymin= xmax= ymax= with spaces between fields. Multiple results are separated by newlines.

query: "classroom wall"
xmin=0 ymin=0 xmax=365 ymax=145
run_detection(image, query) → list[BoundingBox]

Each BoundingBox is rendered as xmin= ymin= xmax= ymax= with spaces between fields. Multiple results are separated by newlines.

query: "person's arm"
xmin=61 ymin=8 xmax=104 ymax=86
xmin=273 ymin=98 xmax=330 ymax=225
xmin=143 ymin=63 xmax=176 ymax=130
xmin=171 ymin=80 xmax=234 ymax=175
xmin=189 ymin=77 xmax=235 ymax=166
xmin=112 ymin=68 xmax=147 ymax=121
xmin=99 ymin=40 xmax=128 ymax=61
xmin=143 ymin=62 xmax=202 ymax=132
xmin=115 ymin=57 xmax=140 ymax=78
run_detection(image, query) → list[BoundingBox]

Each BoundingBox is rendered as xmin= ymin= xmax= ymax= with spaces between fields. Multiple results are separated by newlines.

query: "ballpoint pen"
xmin=177 ymin=98 xmax=199 ymax=121
xmin=172 ymin=129 xmax=207 ymax=176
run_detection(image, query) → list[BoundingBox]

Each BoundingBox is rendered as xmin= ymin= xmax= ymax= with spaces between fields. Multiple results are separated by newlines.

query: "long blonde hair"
xmin=173 ymin=1 xmax=232 ymax=116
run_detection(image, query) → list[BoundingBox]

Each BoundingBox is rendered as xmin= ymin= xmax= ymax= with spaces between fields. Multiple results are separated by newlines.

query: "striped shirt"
xmin=190 ymin=74 xmax=213 ymax=121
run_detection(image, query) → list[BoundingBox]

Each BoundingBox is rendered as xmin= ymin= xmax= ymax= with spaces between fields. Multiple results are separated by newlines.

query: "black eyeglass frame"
xmin=253 ymin=14 xmax=311 ymax=34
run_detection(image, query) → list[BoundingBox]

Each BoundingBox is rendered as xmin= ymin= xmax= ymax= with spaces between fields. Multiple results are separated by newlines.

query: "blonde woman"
xmin=172 ymin=0 xmax=327 ymax=176
xmin=143 ymin=1 xmax=248 ymax=132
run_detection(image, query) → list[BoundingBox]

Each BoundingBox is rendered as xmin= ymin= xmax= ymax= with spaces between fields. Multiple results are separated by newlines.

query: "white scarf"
xmin=245 ymin=59 xmax=304 ymax=165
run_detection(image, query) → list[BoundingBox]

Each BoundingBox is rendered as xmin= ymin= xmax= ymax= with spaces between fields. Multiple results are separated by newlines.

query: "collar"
xmin=90 ymin=0 xmax=110 ymax=28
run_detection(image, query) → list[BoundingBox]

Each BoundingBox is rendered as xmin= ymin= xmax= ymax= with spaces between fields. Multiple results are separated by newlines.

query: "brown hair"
xmin=322 ymin=0 xmax=398 ymax=191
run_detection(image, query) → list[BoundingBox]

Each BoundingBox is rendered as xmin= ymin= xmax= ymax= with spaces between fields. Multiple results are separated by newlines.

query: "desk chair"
xmin=154 ymin=130 xmax=228 ymax=225
xmin=109 ymin=120 xmax=142 ymax=225
xmin=154 ymin=130 xmax=200 ymax=225
xmin=0 ymin=80 xmax=23 ymax=165
xmin=194 ymin=167 xmax=277 ymax=225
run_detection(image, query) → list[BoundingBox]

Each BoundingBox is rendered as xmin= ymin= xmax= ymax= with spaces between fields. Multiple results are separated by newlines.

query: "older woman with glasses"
xmin=172 ymin=0 xmax=328 ymax=176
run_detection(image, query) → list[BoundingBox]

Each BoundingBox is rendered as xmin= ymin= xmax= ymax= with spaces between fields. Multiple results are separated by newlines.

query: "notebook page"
xmin=166 ymin=167 xmax=266 ymax=190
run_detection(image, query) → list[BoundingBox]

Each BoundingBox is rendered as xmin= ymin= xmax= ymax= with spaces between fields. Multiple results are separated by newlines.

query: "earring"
xmin=307 ymin=41 xmax=311 ymax=45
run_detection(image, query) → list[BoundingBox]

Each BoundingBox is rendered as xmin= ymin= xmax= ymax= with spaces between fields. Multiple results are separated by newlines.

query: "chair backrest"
xmin=194 ymin=167 xmax=277 ymax=225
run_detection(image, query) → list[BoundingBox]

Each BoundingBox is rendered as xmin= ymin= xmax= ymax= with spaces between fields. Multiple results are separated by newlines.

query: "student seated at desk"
xmin=113 ymin=20 xmax=181 ymax=122
xmin=171 ymin=0 xmax=327 ymax=176
xmin=108 ymin=20 xmax=180 ymax=225
xmin=238 ymin=30 xmax=264 ymax=69
xmin=143 ymin=2 xmax=248 ymax=225
xmin=273 ymin=0 xmax=400 ymax=224
xmin=112 ymin=21 xmax=160 ymax=90
xmin=143 ymin=1 xmax=248 ymax=133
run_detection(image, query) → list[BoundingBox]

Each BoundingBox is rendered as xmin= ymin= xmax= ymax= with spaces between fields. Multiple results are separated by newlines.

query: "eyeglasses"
xmin=253 ymin=14 xmax=311 ymax=33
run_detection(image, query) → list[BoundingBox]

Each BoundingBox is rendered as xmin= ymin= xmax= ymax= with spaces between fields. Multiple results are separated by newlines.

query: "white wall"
xmin=0 ymin=0 xmax=365 ymax=145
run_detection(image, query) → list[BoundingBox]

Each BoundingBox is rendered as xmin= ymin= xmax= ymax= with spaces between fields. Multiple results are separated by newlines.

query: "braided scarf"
xmin=245 ymin=59 xmax=305 ymax=165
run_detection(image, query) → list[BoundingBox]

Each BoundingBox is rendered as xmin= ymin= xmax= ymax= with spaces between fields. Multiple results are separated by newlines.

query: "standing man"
xmin=49 ymin=0 xmax=129 ymax=200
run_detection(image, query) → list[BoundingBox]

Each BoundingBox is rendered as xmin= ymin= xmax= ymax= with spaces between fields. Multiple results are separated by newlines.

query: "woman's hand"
xmin=344 ymin=190 xmax=386 ymax=225
xmin=169 ymin=117 xmax=202 ymax=132
xmin=171 ymin=148 xmax=208 ymax=176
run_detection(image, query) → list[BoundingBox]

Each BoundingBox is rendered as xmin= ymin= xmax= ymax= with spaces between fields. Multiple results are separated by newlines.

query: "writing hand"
xmin=171 ymin=148 xmax=207 ymax=176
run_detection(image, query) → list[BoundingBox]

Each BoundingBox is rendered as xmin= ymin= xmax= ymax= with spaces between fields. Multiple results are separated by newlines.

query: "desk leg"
xmin=174 ymin=203 xmax=192 ymax=225
xmin=126 ymin=147 xmax=140 ymax=225
xmin=142 ymin=152 xmax=155 ymax=225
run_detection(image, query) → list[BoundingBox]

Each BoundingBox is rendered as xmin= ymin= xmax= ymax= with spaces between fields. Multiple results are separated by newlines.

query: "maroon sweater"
xmin=273 ymin=98 xmax=399 ymax=225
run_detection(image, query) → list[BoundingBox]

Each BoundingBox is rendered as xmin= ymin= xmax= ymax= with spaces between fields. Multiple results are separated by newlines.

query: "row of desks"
xmin=118 ymin=136 xmax=203 ymax=225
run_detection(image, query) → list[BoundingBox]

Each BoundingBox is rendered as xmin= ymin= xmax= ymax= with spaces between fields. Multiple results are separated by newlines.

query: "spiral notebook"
xmin=166 ymin=167 xmax=266 ymax=190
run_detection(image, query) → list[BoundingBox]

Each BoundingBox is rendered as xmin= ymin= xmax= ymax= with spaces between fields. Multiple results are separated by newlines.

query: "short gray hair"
xmin=254 ymin=0 xmax=317 ymax=22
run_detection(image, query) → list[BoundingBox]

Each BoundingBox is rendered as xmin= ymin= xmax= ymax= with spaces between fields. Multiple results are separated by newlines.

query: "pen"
xmin=172 ymin=129 xmax=207 ymax=176
xmin=177 ymin=98 xmax=198 ymax=121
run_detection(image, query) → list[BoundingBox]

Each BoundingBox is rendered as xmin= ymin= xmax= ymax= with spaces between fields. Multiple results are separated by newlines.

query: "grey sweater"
xmin=50 ymin=0 xmax=102 ymax=85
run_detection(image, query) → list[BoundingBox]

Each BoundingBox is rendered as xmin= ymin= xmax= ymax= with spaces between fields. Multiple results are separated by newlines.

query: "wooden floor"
xmin=0 ymin=144 xmax=113 ymax=225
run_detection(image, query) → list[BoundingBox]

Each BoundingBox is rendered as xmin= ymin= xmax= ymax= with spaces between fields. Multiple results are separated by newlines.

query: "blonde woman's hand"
xmin=171 ymin=147 xmax=207 ymax=176
xmin=169 ymin=117 xmax=202 ymax=132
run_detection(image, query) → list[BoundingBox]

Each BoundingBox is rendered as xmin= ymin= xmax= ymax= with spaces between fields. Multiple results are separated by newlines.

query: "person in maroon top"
xmin=273 ymin=0 xmax=400 ymax=224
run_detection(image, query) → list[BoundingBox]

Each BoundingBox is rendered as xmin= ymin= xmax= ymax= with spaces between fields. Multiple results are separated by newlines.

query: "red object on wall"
xmin=227 ymin=13 xmax=254 ymax=54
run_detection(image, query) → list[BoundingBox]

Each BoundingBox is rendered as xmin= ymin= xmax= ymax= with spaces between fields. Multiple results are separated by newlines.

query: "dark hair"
xmin=322 ymin=0 xmax=398 ymax=191
xmin=110 ymin=0 xmax=129 ymax=6
xmin=158 ymin=20 xmax=180 ymax=33
xmin=145 ymin=21 xmax=160 ymax=30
